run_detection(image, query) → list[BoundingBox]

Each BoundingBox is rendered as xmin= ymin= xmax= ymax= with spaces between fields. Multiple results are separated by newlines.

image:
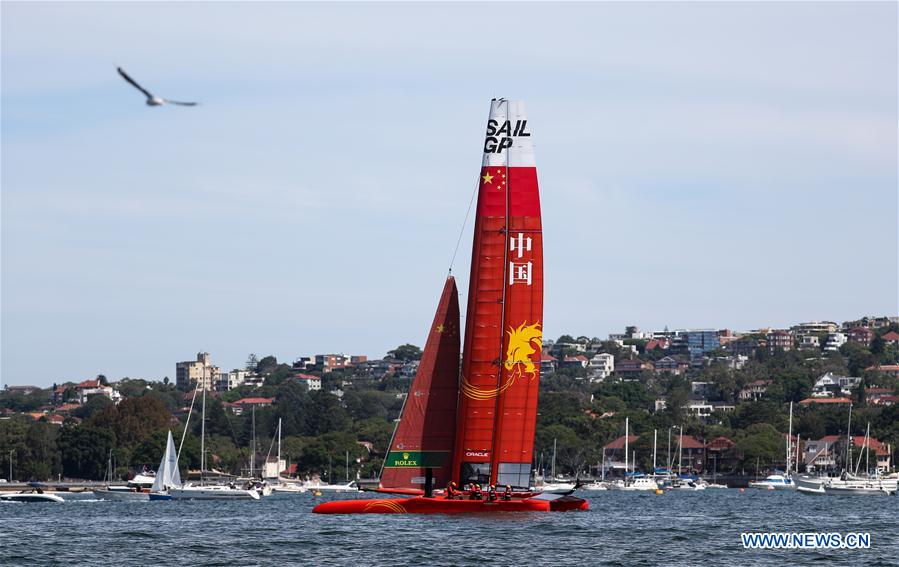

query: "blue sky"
xmin=2 ymin=2 xmax=896 ymax=387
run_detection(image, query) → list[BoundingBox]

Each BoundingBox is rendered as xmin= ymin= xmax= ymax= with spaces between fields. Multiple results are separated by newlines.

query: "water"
xmin=1 ymin=490 xmax=896 ymax=566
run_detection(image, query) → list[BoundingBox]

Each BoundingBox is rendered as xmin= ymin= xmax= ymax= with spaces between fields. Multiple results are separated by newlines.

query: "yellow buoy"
xmin=313 ymin=490 xmax=323 ymax=497
xmin=654 ymin=489 xmax=663 ymax=495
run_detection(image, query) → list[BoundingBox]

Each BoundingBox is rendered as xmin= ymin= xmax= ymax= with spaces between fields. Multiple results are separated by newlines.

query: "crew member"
xmin=487 ymin=485 xmax=497 ymax=501
xmin=446 ymin=481 xmax=458 ymax=500
xmin=502 ymin=485 xmax=512 ymax=501
xmin=471 ymin=483 xmax=483 ymax=500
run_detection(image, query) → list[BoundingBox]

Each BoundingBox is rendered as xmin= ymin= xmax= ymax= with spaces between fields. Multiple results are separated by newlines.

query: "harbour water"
xmin=1 ymin=490 xmax=896 ymax=565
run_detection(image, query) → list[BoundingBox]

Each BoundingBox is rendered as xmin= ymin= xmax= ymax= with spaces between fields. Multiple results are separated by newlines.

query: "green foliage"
xmin=734 ymin=423 xmax=785 ymax=470
xmin=387 ymin=344 xmax=422 ymax=361
xmin=58 ymin=424 xmax=116 ymax=480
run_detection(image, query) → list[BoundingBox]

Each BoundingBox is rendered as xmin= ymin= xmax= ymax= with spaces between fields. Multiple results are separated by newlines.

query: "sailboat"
xmin=608 ymin=418 xmax=659 ymax=491
xmin=168 ymin=387 xmax=260 ymax=500
xmin=314 ymin=99 xmax=588 ymax=513
xmin=267 ymin=418 xmax=307 ymax=493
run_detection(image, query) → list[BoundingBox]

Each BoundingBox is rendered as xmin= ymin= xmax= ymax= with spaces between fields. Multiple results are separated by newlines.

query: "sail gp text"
xmin=484 ymin=119 xmax=530 ymax=153
xmin=741 ymin=532 xmax=870 ymax=550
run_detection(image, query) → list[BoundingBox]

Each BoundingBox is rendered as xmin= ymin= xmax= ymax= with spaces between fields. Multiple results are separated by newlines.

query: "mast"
xmin=667 ymin=427 xmax=672 ymax=472
xmin=601 ymin=448 xmax=606 ymax=481
xmin=624 ymin=418 xmax=629 ymax=474
xmin=277 ymin=418 xmax=282 ymax=478
xmin=453 ymin=99 xmax=543 ymax=489
xmin=200 ymin=385 xmax=206 ymax=483
xmin=653 ymin=429 xmax=658 ymax=475
xmin=845 ymin=403 xmax=853 ymax=472
xmin=786 ymin=401 xmax=793 ymax=476
xmin=251 ymin=404 xmax=256 ymax=477
xmin=678 ymin=426 xmax=683 ymax=474
xmin=551 ymin=438 xmax=557 ymax=480
xmin=346 ymin=451 xmax=350 ymax=483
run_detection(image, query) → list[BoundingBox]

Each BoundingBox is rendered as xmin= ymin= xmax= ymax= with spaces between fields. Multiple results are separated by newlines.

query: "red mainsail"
xmin=380 ymin=276 xmax=460 ymax=490
xmin=452 ymin=99 xmax=543 ymax=489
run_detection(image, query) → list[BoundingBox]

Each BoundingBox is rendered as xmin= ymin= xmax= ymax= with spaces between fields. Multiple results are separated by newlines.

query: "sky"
xmin=2 ymin=2 xmax=896 ymax=387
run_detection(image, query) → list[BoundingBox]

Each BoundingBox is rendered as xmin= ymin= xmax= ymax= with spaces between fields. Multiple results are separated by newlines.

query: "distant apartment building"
xmin=683 ymin=330 xmax=720 ymax=359
xmin=588 ymin=353 xmax=614 ymax=381
xmin=614 ymin=359 xmax=653 ymax=378
xmin=766 ymin=330 xmax=793 ymax=352
xmin=798 ymin=335 xmax=820 ymax=351
xmin=726 ymin=337 xmax=759 ymax=357
xmin=176 ymin=352 xmax=220 ymax=390
xmin=739 ymin=379 xmax=771 ymax=401
xmin=294 ymin=373 xmax=322 ymax=391
xmin=847 ymin=327 xmax=874 ymax=346
xmin=653 ymin=356 xmax=688 ymax=376
xmin=791 ymin=321 xmax=838 ymax=335
xmin=540 ymin=354 xmax=558 ymax=375
xmin=316 ymin=354 xmax=350 ymax=372
xmin=823 ymin=332 xmax=847 ymax=352
xmin=217 ymin=369 xmax=250 ymax=391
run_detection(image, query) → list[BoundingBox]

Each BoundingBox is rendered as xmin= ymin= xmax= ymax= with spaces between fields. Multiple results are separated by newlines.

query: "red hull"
xmin=312 ymin=495 xmax=588 ymax=514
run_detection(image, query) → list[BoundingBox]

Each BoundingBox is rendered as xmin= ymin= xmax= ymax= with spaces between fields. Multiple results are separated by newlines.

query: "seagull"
xmin=116 ymin=67 xmax=199 ymax=107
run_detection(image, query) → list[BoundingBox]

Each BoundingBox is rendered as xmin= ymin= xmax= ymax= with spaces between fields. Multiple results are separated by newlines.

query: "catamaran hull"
xmin=312 ymin=495 xmax=588 ymax=514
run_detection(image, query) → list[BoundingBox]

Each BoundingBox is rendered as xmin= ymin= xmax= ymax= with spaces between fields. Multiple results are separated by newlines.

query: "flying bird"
xmin=116 ymin=67 xmax=199 ymax=107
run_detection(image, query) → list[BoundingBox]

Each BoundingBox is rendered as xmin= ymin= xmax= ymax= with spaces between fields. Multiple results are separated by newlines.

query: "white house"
xmin=811 ymin=372 xmax=860 ymax=397
xmin=588 ymin=353 xmax=614 ymax=381
xmin=824 ymin=333 xmax=847 ymax=352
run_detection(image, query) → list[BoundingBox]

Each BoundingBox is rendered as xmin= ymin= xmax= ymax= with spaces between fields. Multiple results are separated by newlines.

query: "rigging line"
xmin=177 ymin=380 xmax=202 ymax=462
xmin=448 ymin=170 xmax=480 ymax=274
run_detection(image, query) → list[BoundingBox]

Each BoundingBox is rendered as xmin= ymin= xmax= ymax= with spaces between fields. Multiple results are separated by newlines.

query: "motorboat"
xmin=271 ymin=481 xmax=307 ymax=493
xmin=748 ymin=474 xmax=793 ymax=490
xmin=0 ymin=490 xmax=64 ymax=503
xmin=305 ymin=481 xmax=358 ymax=493
xmin=608 ymin=476 xmax=660 ymax=491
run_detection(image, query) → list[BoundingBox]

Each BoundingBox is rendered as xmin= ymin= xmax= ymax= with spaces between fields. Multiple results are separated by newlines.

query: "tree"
xmin=840 ymin=342 xmax=875 ymax=376
xmin=58 ymin=424 xmax=116 ymax=479
xmin=386 ymin=344 xmax=422 ymax=362
xmin=734 ymin=423 xmax=784 ymax=471
xmin=256 ymin=355 xmax=279 ymax=375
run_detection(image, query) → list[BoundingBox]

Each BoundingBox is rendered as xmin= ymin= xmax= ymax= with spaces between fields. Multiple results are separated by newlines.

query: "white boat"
xmin=748 ymin=474 xmax=793 ymax=490
xmin=670 ymin=478 xmax=706 ymax=491
xmin=169 ymin=484 xmax=261 ymax=500
xmin=581 ymin=481 xmax=609 ymax=491
xmin=306 ymin=481 xmax=358 ymax=493
xmin=0 ymin=490 xmax=65 ymax=503
xmin=271 ymin=481 xmax=308 ymax=493
xmin=797 ymin=475 xmax=896 ymax=495
xmin=609 ymin=477 xmax=660 ymax=491
xmin=537 ymin=482 xmax=576 ymax=494
xmin=92 ymin=485 xmax=151 ymax=501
